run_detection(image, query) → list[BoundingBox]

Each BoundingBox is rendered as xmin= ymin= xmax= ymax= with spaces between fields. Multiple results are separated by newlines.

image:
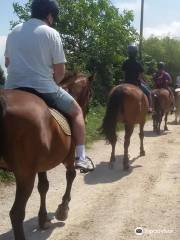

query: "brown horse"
xmin=151 ymin=88 xmax=173 ymax=134
xmin=0 ymin=72 xmax=92 ymax=240
xmin=60 ymin=72 xmax=94 ymax=117
xmin=100 ymin=83 xmax=148 ymax=170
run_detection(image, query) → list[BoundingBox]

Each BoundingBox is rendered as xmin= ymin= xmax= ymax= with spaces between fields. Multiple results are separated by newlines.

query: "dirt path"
xmin=0 ymin=116 xmax=180 ymax=240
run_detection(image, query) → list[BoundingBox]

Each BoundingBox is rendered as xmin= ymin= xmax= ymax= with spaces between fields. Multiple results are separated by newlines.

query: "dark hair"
xmin=31 ymin=0 xmax=59 ymax=21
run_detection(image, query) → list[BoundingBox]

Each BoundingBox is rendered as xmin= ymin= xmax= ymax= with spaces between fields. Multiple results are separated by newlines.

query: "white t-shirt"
xmin=5 ymin=18 xmax=66 ymax=93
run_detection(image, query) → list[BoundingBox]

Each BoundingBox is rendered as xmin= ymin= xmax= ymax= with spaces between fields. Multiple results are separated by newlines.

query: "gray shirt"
xmin=5 ymin=18 xmax=66 ymax=93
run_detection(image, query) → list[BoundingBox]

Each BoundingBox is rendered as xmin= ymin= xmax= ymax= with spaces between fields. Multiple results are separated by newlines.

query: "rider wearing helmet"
xmin=122 ymin=44 xmax=152 ymax=112
xmin=153 ymin=62 xmax=172 ymax=88
xmin=4 ymin=0 xmax=94 ymax=172
xmin=153 ymin=62 xmax=175 ymax=111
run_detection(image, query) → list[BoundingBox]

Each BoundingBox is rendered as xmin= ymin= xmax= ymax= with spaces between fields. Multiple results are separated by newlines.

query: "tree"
xmin=11 ymin=0 xmax=137 ymax=104
xmin=143 ymin=36 xmax=180 ymax=85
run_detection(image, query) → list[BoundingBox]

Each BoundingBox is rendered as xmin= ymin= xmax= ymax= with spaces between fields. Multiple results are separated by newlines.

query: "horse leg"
xmin=164 ymin=113 xmax=168 ymax=131
xmin=123 ymin=124 xmax=134 ymax=170
xmin=55 ymin=168 xmax=76 ymax=221
xmin=38 ymin=172 xmax=51 ymax=229
xmin=139 ymin=122 xmax=145 ymax=156
xmin=109 ymin=140 xmax=117 ymax=169
xmin=10 ymin=174 xmax=35 ymax=240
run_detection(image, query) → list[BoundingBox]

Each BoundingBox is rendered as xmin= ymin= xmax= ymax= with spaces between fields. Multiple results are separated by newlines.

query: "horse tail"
xmin=100 ymin=88 xmax=124 ymax=144
xmin=0 ymin=96 xmax=6 ymax=159
xmin=152 ymin=91 xmax=160 ymax=113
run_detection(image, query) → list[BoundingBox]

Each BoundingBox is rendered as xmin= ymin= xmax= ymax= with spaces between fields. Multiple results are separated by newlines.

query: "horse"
xmin=60 ymin=72 xmax=93 ymax=118
xmin=0 ymin=72 xmax=93 ymax=240
xmin=175 ymin=88 xmax=180 ymax=124
xmin=151 ymin=88 xmax=173 ymax=134
xmin=100 ymin=83 xmax=148 ymax=170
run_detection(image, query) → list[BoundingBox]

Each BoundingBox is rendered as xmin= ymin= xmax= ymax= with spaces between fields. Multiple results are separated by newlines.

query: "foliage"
xmin=85 ymin=105 xmax=105 ymax=145
xmin=0 ymin=170 xmax=14 ymax=182
xmin=11 ymin=0 xmax=137 ymax=104
xmin=143 ymin=36 xmax=180 ymax=85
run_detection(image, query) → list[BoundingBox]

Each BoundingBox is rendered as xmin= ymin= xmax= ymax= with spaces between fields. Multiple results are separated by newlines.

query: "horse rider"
xmin=152 ymin=62 xmax=175 ymax=111
xmin=4 ymin=0 xmax=94 ymax=172
xmin=122 ymin=44 xmax=152 ymax=113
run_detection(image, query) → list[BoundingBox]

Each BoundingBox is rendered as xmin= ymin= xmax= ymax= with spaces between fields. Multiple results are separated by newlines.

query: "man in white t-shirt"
xmin=4 ymin=0 xmax=94 ymax=172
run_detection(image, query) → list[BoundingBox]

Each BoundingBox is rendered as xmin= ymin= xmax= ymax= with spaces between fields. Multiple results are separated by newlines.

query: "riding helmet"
xmin=31 ymin=0 xmax=59 ymax=21
xmin=157 ymin=62 xmax=165 ymax=70
xmin=127 ymin=44 xmax=138 ymax=57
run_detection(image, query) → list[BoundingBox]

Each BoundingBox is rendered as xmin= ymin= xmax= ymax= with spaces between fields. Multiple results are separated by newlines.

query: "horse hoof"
xmin=140 ymin=151 xmax=145 ymax=156
xmin=55 ymin=204 xmax=69 ymax=221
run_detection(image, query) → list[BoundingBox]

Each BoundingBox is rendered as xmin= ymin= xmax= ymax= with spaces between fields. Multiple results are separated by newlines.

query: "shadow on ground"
xmin=84 ymin=154 xmax=142 ymax=185
xmin=0 ymin=213 xmax=65 ymax=240
xmin=144 ymin=130 xmax=168 ymax=137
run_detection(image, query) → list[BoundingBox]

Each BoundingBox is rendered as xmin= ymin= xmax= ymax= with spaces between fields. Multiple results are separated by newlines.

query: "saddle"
xmin=49 ymin=108 xmax=71 ymax=136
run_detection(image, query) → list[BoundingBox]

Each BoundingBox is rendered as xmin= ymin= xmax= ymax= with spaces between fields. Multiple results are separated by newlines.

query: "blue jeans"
xmin=16 ymin=87 xmax=75 ymax=115
xmin=140 ymin=83 xmax=152 ymax=107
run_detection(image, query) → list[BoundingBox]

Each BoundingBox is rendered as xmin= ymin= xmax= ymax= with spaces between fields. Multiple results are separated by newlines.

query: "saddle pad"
xmin=49 ymin=108 xmax=71 ymax=136
xmin=175 ymin=88 xmax=180 ymax=92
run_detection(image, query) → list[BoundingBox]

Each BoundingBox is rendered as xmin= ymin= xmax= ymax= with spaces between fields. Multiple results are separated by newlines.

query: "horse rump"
xmin=100 ymin=86 xmax=124 ymax=144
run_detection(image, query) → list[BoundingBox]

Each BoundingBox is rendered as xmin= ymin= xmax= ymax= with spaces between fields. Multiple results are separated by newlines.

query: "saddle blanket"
xmin=49 ymin=108 xmax=71 ymax=136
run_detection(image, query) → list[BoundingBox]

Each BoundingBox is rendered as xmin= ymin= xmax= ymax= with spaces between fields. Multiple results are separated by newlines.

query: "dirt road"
xmin=0 ymin=116 xmax=180 ymax=240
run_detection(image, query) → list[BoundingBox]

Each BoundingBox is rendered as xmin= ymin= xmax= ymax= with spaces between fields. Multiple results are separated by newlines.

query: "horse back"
xmin=156 ymin=89 xmax=172 ymax=112
xmin=0 ymin=90 xmax=71 ymax=172
xmin=113 ymin=84 xmax=148 ymax=124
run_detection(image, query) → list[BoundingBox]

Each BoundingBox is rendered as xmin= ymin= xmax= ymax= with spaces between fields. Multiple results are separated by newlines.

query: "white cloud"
xmin=0 ymin=36 xmax=7 ymax=73
xmin=144 ymin=21 xmax=180 ymax=38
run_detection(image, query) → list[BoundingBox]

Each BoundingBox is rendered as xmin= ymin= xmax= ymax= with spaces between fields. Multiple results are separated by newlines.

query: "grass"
xmin=85 ymin=105 xmax=106 ymax=145
xmin=0 ymin=170 xmax=14 ymax=183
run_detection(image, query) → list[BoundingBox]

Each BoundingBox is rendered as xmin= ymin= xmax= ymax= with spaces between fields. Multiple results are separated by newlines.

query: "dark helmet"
xmin=31 ymin=0 xmax=59 ymax=21
xmin=127 ymin=44 xmax=138 ymax=57
xmin=157 ymin=61 xmax=165 ymax=70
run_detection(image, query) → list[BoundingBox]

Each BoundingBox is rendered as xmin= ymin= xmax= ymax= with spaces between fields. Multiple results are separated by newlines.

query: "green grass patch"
xmin=0 ymin=170 xmax=14 ymax=183
xmin=85 ymin=105 xmax=105 ymax=145
xmin=85 ymin=105 xmax=124 ymax=146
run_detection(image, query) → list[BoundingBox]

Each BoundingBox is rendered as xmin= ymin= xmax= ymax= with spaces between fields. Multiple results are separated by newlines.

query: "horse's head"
xmin=60 ymin=72 xmax=94 ymax=118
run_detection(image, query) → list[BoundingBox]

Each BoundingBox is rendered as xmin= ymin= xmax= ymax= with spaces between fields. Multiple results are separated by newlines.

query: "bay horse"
xmin=0 ymin=72 xmax=93 ymax=240
xmin=60 ymin=72 xmax=93 ymax=117
xmin=151 ymin=88 xmax=173 ymax=134
xmin=100 ymin=83 xmax=148 ymax=170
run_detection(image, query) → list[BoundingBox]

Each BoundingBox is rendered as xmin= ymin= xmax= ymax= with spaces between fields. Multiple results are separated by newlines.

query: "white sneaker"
xmin=75 ymin=157 xmax=94 ymax=172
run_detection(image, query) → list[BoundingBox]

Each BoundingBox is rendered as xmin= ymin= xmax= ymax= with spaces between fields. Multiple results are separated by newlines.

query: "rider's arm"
xmin=51 ymin=31 xmax=66 ymax=84
xmin=53 ymin=63 xmax=65 ymax=84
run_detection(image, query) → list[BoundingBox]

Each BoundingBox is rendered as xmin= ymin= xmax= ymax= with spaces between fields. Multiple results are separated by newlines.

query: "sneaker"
xmin=75 ymin=156 xmax=95 ymax=172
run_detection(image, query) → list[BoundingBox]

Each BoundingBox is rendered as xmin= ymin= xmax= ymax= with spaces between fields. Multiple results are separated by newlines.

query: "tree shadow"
xmin=84 ymin=155 xmax=142 ymax=185
xmin=0 ymin=213 xmax=65 ymax=240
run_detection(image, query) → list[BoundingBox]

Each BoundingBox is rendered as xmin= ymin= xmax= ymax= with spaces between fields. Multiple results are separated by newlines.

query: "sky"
xmin=1 ymin=0 xmax=180 ymax=70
